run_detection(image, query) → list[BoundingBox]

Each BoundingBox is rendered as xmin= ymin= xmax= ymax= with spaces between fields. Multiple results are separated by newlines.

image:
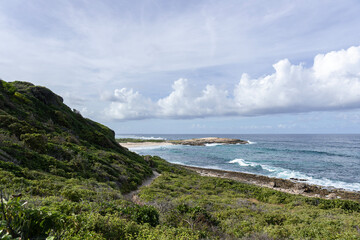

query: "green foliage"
xmin=20 ymin=133 xmax=47 ymax=153
xmin=119 ymin=205 xmax=159 ymax=227
xmin=0 ymin=193 xmax=63 ymax=240
xmin=1 ymin=81 xmax=16 ymax=95
xmin=0 ymin=80 xmax=153 ymax=194
xmin=139 ymin=168 xmax=360 ymax=239
xmin=13 ymin=92 xmax=31 ymax=104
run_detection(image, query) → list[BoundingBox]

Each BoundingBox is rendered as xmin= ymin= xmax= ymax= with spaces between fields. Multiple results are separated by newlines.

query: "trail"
xmin=123 ymin=171 xmax=160 ymax=203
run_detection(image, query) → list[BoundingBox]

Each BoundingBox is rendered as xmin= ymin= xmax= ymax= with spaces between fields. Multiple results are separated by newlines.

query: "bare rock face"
xmin=171 ymin=137 xmax=249 ymax=146
xmin=30 ymin=86 xmax=63 ymax=106
xmin=326 ymin=193 xmax=338 ymax=199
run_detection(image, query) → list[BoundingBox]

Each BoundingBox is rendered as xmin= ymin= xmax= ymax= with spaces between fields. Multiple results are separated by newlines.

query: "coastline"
xmin=119 ymin=141 xmax=360 ymax=202
xmin=119 ymin=142 xmax=174 ymax=149
xmin=119 ymin=137 xmax=248 ymax=148
xmin=182 ymin=165 xmax=360 ymax=202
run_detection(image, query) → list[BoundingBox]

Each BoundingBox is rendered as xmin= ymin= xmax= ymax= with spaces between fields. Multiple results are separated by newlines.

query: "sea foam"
xmin=205 ymin=143 xmax=224 ymax=147
xmin=229 ymin=158 xmax=360 ymax=191
xmin=229 ymin=159 xmax=258 ymax=167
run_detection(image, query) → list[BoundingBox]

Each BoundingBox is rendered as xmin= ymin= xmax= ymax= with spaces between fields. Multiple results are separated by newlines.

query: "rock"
xmin=270 ymin=181 xmax=277 ymax=188
xmin=295 ymin=183 xmax=306 ymax=190
xmin=294 ymin=189 xmax=305 ymax=194
xmin=290 ymin=178 xmax=308 ymax=182
xmin=30 ymin=86 xmax=63 ymax=106
xmin=171 ymin=137 xmax=249 ymax=146
xmin=326 ymin=193 xmax=337 ymax=199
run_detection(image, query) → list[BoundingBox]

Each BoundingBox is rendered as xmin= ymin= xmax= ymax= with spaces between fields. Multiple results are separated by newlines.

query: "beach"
xmin=119 ymin=141 xmax=174 ymax=149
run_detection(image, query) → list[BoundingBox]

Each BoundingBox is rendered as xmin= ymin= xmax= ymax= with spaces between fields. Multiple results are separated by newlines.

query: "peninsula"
xmin=118 ymin=137 xmax=249 ymax=148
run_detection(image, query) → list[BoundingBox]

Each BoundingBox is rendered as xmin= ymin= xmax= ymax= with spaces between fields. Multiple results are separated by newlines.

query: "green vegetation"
xmin=1 ymin=80 xmax=360 ymax=239
xmin=139 ymin=157 xmax=360 ymax=239
xmin=116 ymin=138 xmax=165 ymax=143
xmin=0 ymin=80 xmax=152 ymax=194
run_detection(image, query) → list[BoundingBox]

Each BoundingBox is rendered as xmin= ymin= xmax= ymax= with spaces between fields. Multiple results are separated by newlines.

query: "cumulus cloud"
xmin=105 ymin=45 xmax=360 ymax=120
xmin=235 ymin=46 xmax=360 ymax=115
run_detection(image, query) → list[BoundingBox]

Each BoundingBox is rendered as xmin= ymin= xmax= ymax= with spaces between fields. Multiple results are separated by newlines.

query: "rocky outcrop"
xmin=170 ymin=137 xmax=248 ymax=146
xmin=184 ymin=166 xmax=360 ymax=202
xmin=30 ymin=86 xmax=63 ymax=106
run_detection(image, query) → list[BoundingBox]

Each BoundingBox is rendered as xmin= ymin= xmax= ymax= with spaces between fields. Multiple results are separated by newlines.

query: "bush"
xmin=120 ymin=205 xmax=159 ymax=227
xmin=0 ymin=194 xmax=63 ymax=239
xmin=20 ymin=133 xmax=47 ymax=152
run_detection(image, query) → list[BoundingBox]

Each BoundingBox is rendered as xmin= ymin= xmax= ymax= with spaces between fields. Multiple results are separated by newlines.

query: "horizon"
xmin=1 ymin=1 xmax=360 ymax=134
xmin=115 ymin=133 xmax=360 ymax=136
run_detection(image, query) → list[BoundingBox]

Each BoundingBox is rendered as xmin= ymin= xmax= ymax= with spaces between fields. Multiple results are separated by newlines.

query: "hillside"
xmin=1 ymin=80 xmax=360 ymax=239
xmin=0 ymin=80 xmax=153 ymax=195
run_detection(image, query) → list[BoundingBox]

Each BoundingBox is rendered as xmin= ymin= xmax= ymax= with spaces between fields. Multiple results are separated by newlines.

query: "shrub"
xmin=20 ymin=133 xmax=47 ymax=152
xmin=120 ymin=205 xmax=159 ymax=227
xmin=0 ymin=194 xmax=63 ymax=239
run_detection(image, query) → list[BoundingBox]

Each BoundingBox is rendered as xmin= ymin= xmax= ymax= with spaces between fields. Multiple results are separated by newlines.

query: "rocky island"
xmin=170 ymin=137 xmax=249 ymax=146
xmin=118 ymin=137 xmax=249 ymax=148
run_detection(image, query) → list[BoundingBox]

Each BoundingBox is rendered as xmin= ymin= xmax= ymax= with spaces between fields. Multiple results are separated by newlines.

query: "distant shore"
xmin=119 ymin=137 xmax=248 ymax=148
xmin=119 ymin=141 xmax=174 ymax=149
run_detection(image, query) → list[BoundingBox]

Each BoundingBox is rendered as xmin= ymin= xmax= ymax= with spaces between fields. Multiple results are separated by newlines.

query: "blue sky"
xmin=1 ymin=0 xmax=360 ymax=134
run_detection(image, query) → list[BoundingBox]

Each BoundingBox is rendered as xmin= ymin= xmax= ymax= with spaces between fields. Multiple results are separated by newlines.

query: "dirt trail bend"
xmin=123 ymin=171 xmax=160 ymax=203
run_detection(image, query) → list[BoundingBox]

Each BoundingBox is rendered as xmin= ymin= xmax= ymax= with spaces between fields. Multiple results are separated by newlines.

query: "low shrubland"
xmin=1 ymin=80 xmax=360 ymax=239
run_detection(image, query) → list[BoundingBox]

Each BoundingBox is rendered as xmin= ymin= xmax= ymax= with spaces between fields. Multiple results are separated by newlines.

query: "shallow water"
xmin=117 ymin=134 xmax=360 ymax=191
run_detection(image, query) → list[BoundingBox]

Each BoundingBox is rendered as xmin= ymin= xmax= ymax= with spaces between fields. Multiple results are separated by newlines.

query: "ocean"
xmin=117 ymin=134 xmax=360 ymax=192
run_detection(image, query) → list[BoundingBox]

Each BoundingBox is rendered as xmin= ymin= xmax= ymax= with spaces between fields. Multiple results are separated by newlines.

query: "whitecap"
xmin=254 ymin=164 xmax=360 ymax=192
xmin=229 ymin=159 xmax=258 ymax=167
xmin=116 ymin=135 xmax=166 ymax=140
xmin=205 ymin=143 xmax=224 ymax=147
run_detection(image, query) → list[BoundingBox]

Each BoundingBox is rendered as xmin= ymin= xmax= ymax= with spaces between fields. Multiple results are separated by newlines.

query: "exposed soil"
xmin=123 ymin=171 xmax=160 ymax=204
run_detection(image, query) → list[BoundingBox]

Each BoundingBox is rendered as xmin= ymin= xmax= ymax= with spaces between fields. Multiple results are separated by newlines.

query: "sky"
xmin=1 ymin=0 xmax=360 ymax=134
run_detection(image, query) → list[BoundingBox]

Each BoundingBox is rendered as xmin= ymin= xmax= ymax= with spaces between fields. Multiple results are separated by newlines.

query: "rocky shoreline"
xmin=119 ymin=137 xmax=248 ymax=149
xmin=183 ymin=165 xmax=360 ymax=202
xmin=170 ymin=137 xmax=248 ymax=146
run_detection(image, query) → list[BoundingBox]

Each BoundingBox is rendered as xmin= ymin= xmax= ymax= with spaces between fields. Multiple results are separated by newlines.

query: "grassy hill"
xmin=1 ymin=80 xmax=360 ymax=239
xmin=0 ymin=80 xmax=153 ymax=195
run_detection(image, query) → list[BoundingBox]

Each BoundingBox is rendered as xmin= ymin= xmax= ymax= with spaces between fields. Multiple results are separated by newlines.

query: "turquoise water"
xmin=117 ymin=134 xmax=360 ymax=191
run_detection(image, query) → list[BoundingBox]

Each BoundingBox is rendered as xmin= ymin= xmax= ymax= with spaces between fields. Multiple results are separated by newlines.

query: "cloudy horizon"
xmin=1 ymin=0 xmax=360 ymax=133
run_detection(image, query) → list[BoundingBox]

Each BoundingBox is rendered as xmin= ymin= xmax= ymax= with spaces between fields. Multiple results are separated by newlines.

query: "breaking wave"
xmin=228 ymin=158 xmax=360 ymax=191
xmin=116 ymin=135 xmax=166 ymax=140
xmin=205 ymin=143 xmax=224 ymax=147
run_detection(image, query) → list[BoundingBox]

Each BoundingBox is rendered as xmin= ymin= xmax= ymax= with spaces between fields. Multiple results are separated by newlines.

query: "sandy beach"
xmin=119 ymin=141 xmax=174 ymax=149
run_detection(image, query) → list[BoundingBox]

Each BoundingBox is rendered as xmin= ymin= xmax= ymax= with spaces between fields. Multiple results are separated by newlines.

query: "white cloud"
xmin=105 ymin=45 xmax=360 ymax=120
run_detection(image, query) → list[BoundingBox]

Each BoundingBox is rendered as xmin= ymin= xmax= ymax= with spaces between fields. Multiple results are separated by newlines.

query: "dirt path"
xmin=123 ymin=171 xmax=160 ymax=203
